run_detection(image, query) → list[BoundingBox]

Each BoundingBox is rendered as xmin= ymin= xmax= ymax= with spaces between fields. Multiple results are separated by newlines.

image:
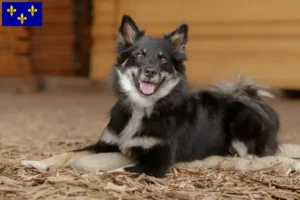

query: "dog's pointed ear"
xmin=164 ymin=23 xmax=188 ymax=51
xmin=118 ymin=15 xmax=144 ymax=45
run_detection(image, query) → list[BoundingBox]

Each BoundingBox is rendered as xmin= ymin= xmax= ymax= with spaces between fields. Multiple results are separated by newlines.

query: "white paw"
xmin=96 ymin=168 xmax=125 ymax=176
xmin=110 ymin=167 xmax=125 ymax=173
xmin=21 ymin=160 xmax=49 ymax=171
xmin=294 ymin=162 xmax=300 ymax=172
xmin=96 ymin=171 xmax=105 ymax=175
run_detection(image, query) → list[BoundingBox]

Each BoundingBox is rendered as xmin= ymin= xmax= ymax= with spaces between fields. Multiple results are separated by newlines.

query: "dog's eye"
xmin=134 ymin=53 xmax=144 ymax=59
xmin=160 ymin=57 xmax=167 ymax=63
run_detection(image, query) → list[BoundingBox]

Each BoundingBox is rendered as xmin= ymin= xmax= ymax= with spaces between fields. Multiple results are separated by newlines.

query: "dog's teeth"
xmin=96 ymin=172 xmax=105 ymax=175
xmin=21 ymin=160 xmax=49 ymax=171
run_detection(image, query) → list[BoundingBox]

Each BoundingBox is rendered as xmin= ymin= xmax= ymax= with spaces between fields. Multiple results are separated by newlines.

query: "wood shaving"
xmin=1 ymin=92 xmax=300 ymax=199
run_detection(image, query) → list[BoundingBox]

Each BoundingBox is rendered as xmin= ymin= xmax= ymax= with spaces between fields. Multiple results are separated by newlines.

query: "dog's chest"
xmin=118 ymin=108 xmax=148 ymax=155
xmin=113 ymin=108 xmax=144 ymax=150
xmin=101 ymin=107 xmax=161 ymax=155
xmin=119 ymin=108 xmax=144 ymax=143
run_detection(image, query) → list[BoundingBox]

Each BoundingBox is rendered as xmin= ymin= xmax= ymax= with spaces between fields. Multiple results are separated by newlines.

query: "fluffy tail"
xmin=204 ymin=75 xmax=281 ymax=156
xmin=206 ymin=75 xmax=279 ymax=126
xmin=206 ymin=75 xmax=276 ymax=100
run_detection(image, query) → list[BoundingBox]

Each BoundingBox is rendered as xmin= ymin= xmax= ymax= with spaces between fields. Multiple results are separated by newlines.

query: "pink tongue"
xmin=139 ymin=81 xmax=155 ymax=94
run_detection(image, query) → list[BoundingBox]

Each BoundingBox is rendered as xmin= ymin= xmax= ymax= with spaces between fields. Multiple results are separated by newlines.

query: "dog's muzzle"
xmin=138 ymin=66 xmax=159 ymax=95
xmin=143 ymin=66 xmax=158 ymax=79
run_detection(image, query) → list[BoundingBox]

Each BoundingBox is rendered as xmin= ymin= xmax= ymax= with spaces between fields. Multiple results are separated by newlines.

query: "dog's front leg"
xmin=21 ymin=140 xmax=120 ymax=171
xmin=21 ymin=151 xmax=91 ymax=171
xmin=101 ymin=144 xmax=174 ymax=178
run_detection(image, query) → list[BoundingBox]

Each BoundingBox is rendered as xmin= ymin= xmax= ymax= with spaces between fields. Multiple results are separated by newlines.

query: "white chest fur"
xmin=100 ymin=108 xmax=161 ymax=154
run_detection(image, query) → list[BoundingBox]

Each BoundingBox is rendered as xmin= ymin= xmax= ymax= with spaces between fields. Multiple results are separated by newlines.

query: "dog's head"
xmin=111 ymin=15 xmax=188 ymax=109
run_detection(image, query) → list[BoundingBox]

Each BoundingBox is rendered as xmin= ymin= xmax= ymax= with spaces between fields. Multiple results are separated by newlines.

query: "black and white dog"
xmin=21 ymin=15 xmax=280 ymax=178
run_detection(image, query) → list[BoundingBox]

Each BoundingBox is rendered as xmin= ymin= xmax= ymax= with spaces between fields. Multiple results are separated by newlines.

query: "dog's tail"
xmin=205 ymin=75 xmax=281 ymax=136
xmin=205 ymin=75 xmax=280 ymax=156
xmin=207 ymin=75 xmax=278 ymax=120
xmin=206 ymin=74 xmax=276 ymax=101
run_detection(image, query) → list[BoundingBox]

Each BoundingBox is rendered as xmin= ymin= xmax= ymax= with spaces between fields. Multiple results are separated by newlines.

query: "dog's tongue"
xmin=139 ymin=81 xmax=155 ymax=95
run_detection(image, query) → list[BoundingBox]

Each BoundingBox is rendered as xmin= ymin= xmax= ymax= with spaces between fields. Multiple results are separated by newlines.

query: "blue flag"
xmin=2 ymin=2 xmax=42 ymax=26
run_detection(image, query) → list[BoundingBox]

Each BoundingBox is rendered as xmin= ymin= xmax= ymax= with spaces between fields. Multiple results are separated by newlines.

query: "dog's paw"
xmin=96 ymin=171 xmax=105 ymax=175
xmin=96 ymin=167 xmax=126 ymax=176
xmin=21 ymin=160 xmax=49 ymax=171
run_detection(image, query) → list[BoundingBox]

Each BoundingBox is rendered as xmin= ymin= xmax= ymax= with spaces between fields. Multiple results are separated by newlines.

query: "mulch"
xmin=1 ymin=92 xmax=300 ymax=200
xmin=1 ymin=160 xmax=300 ymax=200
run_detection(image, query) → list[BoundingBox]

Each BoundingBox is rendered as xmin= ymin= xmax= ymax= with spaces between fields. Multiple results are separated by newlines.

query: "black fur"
xmin=75 ymin=15 xmax=280 ymax=178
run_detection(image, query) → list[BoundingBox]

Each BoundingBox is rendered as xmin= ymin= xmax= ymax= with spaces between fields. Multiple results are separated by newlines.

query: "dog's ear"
xmin=118 ymin=15 xmax=144 ymax=45
xmin=164 ymin=24 xmax=188 ymax=52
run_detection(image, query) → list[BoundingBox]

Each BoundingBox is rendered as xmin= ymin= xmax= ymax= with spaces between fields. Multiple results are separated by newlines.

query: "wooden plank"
xmin=41 ymin=4 xmax=73 ymax=10
xmin=0 ymin=28 xmax=27 ymax=38
xmin=33 ymin=68 xmax=74 ymax=76
xmin=90 ymin=38 xmax=116 ymax=80
xmin=32 ymin=24 xmax=72 ymax=31
xmin=92 ymin=0 xmax=117 ymax=24
xmin=0 ymin=40 xmax=10 ymax=51
xmin=117 ymin=0 xmax=300 ymax=23
xmin=185 ymin=55 xmax=300 ymax=89
xmin=0 ymin=54 xmax=18 ymax=75
xmin=32 ymin=63 xmax=74 ymax=70
xmin=32 ymin=63 xmax=73 ymax=71
xmin=30 ymin=0 xmax=72 ymax=5
xmin=32 ymin=47 xmax=73 ymax=53
xmin=32 ymin=48 xmax=73 ymax=55
xmin=32 ymin=35 xmax=74 ymax=41
xmin=92 ymin=22 xmax=300 ymax=38
xmin=90 ymin=53 xmax=115 ymax=80
xmin=32 ymin=39 xmax=74 ymax=46
xmin=16 ymin=55 xmax=32 ymax=75
xmin=0 ymin=27 xmax=29 ymax=38
xmin=16 ymin=40 xmax=30 ymax=54
xmin=43 ymin=13 xmax=73 ymax=23
xmin=32 ymin=28 xmax=73 ymax=36
xmin=185 ymin=38 xmax=300 ymax=55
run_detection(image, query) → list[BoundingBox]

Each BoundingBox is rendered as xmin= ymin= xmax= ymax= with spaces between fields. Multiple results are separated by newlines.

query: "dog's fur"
xmin=21 ymin=15 xmax=280 ymax=178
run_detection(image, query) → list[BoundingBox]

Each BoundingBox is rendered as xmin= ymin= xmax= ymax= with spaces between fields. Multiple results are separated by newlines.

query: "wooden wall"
xmin=31 ymin=0 xmax=75 ymax=76
xmin=0 ymin=1 xmax=31 ymax=76
xmin=91 ymin=0 xmax=300 ymax=89
xmin=0 ymin=0 xmax=75 ymax=77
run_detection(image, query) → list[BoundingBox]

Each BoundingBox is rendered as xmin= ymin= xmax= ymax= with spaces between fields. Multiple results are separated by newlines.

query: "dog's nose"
xmin=143 ymin=67 xmax=157 ymax=78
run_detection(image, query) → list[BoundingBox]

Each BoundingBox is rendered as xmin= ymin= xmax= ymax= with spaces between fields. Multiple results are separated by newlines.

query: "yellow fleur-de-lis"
xmin=17 ymin=13 xmax=27 ymax=25
xmin=7 ymin=5 xmax=16 ymax=16
xmin=28 ymin=5 xmax=37 ymax=16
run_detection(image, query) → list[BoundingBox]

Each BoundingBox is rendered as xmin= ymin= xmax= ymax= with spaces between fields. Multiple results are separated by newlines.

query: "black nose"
xmin=143 ymin=67 xmax=158 ymax=78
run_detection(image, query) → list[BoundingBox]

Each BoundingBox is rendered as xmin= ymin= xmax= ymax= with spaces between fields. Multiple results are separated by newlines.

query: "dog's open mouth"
xmin=138 ymin=80 xmax=156 ymax=95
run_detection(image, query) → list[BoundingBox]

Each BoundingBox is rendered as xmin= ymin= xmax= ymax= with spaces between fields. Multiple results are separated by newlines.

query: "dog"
xmin=21 ymin=14 xmax=280 ymax=178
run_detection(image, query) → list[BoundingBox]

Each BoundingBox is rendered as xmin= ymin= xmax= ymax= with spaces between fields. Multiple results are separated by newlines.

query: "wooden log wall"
xmin=0 ymin=1 xmax=31 ymax=76
xmin=90 ymin=0 xmax=300 ymax=89
xmin=90 ymin=0 xmax=118 ymax=81
xmin=30 ymin=0 xmax=75 ymax=76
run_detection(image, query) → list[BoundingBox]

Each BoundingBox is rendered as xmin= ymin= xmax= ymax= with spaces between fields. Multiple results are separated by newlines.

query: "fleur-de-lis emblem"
xmin=7 ymin=5 xmax=16 ymax=16
xmin=17 ymin=13 xmax=27 ymax=25
xmin=28 ymin=5 xmax=37 ymax=16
